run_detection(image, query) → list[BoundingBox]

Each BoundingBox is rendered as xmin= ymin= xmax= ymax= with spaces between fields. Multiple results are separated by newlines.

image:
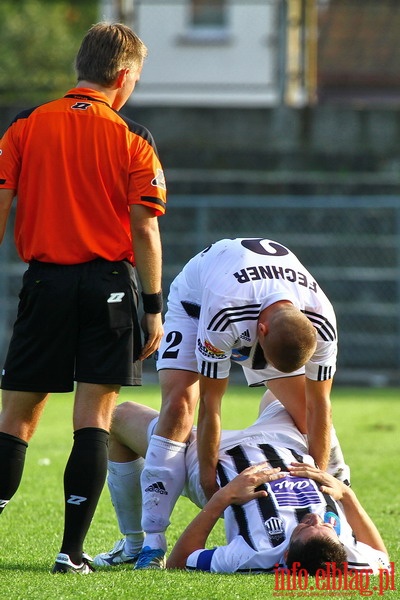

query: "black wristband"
xmin=141 ymin=291 xmax=163 ymax=314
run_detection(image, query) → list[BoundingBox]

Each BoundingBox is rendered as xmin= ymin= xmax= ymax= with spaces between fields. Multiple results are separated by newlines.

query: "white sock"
xmin=143 ymin=533 xmax=169 ymax=552
xmin=140 ymin=434 xmax=187 ymax=550
xmin=124 ymin=534 xmax=144 ymax=556
xmin=107 ymin=458 xmax=145 ymax=554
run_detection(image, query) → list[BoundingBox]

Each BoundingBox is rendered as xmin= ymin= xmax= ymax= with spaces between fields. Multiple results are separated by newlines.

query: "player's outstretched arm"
xmin=305 ymin=378 xmax=332 ymax=471
xmin=167 ymin=465 xmax=284 ymax=569
xmin=197 ymin=375 xmax=229 ymax=500
xmin=288 ymin=463 xmax=388 ymax=554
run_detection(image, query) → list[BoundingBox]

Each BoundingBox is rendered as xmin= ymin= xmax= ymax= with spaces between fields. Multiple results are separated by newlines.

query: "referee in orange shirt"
xmin=0 ymin=22 xmax=166 ymax=574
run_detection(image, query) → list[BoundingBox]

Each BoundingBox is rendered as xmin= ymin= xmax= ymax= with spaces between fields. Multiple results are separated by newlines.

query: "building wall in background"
xmin=101 ymin=0 xmax=400 ymax=108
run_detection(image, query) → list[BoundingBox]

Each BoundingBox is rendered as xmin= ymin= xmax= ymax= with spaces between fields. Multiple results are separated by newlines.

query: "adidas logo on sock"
xmin=145 ymin=481 xmax=168 ymax=495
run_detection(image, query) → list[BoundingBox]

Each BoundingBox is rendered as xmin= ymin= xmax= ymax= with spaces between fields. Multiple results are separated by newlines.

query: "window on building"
xmin=190 ymin=0 xmax=227 ymax=28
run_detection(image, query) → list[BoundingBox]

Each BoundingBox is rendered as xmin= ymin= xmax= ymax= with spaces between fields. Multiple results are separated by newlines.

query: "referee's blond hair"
xmin=75 ymin=22 xmax=148 ymax=87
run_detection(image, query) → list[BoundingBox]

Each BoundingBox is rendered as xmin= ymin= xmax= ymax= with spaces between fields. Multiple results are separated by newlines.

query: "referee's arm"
xmin=130 ymin=204 xmax=164 ymax=359
xmin=0 ymin=189 xmax=14 ymax=244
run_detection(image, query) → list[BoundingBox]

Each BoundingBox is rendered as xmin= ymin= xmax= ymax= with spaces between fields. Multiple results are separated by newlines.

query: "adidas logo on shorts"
xmin=145 ymin=481 xmax=168 ymax=495
xmin=239 ymin=329 xmax=251 ymax=342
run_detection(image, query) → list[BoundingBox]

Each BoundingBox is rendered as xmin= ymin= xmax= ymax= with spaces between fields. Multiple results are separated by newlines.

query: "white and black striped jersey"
xmin=185 ymin=440 xmax=389 ymax=575
xmin=172 ymin=238 xmax=337 ymax=382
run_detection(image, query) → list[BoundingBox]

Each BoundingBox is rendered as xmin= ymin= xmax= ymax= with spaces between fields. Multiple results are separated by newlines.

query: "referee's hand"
xmin=140 ymin=313 xmax=164 ymax=359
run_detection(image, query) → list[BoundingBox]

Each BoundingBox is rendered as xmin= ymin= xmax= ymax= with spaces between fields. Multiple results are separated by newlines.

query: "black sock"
xmin=60 ymin=427 xmax=109 ymax=564
xmin=0 ymin=432 xmax=28 ymax=513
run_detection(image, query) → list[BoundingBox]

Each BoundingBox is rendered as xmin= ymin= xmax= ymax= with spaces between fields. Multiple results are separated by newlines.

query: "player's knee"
xmin=160 ymin=394 xmax=195 ymax=423
xmin=112 ymin=401 xmax=136 ymax=431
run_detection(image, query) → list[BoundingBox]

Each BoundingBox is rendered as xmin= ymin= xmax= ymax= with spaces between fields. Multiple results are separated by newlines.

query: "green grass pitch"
xmin=0 ymin=385 xmax=398 ymax=599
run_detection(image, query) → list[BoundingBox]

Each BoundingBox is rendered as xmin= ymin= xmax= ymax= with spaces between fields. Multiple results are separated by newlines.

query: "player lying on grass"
xmin=94 ymin=391 xmax=389 ymax=574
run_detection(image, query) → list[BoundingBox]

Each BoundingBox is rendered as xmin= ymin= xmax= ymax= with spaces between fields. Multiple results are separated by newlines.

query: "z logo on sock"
xmin=67 ymin=495 xmax=87 ymax=505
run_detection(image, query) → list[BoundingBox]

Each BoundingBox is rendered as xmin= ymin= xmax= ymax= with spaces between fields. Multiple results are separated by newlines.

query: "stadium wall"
xmin=1 ymin=105 xmax=399 ymax=386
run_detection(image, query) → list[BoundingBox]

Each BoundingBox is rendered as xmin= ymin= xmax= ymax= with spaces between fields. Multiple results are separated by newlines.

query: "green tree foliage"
xmin=0 ymin=0 xmax=97 ymax=105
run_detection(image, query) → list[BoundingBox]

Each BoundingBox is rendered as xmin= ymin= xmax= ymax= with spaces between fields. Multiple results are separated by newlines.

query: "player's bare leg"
xmin=0 ymin=390 xmax=49 ymax=440
xmin=110 ymin=401 xmax=159 ymax=461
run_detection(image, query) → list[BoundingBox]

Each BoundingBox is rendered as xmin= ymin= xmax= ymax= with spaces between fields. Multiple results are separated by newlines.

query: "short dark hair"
xmin=260 ymin=304 xmax=317 ymax=373
xmin=286 ymin=537 xmax=347 ymax=576
xmin=75 ymin=22 xmax=147 ymax=87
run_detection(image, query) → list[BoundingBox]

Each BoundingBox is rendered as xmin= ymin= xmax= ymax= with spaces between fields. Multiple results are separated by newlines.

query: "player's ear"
xmin=116 ymin=68 xmax=129 ymax=89
xmin=258 ymin=322 xmax=268 ymax=337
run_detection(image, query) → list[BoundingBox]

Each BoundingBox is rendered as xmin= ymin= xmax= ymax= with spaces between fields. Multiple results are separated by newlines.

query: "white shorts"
xmin=147 ymin=400 xmax=310 ymax=510
xmin=156 ymin=275 xmax=305 ymax=384
xmin=156 ymin=277 xmax=198 ymax=373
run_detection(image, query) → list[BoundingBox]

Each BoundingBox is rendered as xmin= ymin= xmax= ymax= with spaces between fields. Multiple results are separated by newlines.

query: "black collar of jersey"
xmin=64 ymin=93 xmax=110 ymax=107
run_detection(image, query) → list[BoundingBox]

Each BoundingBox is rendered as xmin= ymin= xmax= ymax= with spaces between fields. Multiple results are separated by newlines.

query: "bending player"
xmin=136 ymin=237 xmax=348 ymax=568
xmin=93 ymin=391 xmax=389 ymax=574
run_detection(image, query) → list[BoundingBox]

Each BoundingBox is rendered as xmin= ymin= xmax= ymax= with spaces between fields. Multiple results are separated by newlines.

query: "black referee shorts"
xmin=1 ymin=259 xmax=142 ymax=393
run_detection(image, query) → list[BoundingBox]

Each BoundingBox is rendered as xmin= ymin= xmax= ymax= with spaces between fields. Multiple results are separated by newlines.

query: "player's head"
xmin=259 ymin=302 xmax=317 ymax=373
xmin=75 ymin=22 xmax=148 ymax=87
xmin=285 ymin=513 xmax=347 ymax=575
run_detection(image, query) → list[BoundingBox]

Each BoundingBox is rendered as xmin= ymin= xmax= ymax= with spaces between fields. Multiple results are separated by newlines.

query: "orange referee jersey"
xmin=0 ymin=88 xmax=166 ymax=264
